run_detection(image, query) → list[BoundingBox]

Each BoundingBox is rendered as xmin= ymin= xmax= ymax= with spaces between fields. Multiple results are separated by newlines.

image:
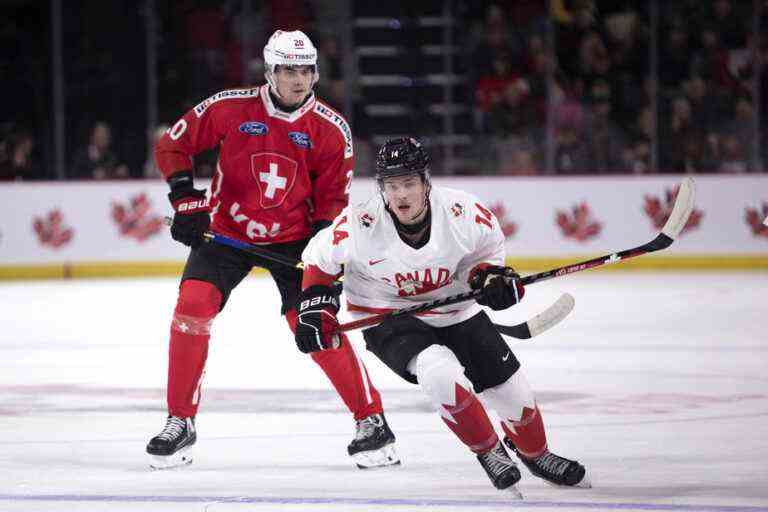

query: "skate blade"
xmin=504 ymin=484 xmax=524 ymax=499
xmin=352 ymin=443 xmax=401 ymax=469
xmin=148 ymin=446 xmax=194 ymax=470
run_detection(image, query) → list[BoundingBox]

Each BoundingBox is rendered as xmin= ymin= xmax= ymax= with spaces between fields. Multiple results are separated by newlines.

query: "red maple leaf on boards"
xmin=556 ymin=201 xmax=602 ymax=242
xmin=33 ymin=209 xmax=74 ymax=248
xmin=488 ymin=202 xmax=518 ymax=238
xmin=111 ymin=193 xmax=164 ymax=242
xmin=643 ymin=184 xmax=703 ymax=234
xmin=744 ymin=202 xmax=768 ymax=238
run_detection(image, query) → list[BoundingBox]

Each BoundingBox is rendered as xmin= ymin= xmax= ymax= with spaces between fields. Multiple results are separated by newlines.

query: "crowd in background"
xmin=1 ymin=0 xmax=766 ymax=181
xmin=464 ymin=0 xmax=766 ymax=175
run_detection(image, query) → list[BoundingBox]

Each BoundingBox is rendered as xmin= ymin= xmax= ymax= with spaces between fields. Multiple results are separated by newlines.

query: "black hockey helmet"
xmin=374 ymin=137 xmax=431 ymax=185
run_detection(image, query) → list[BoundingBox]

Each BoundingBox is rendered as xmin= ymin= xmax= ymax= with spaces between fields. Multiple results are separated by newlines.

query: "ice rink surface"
xmin=0 ymin=271 xmax=766 ymax=512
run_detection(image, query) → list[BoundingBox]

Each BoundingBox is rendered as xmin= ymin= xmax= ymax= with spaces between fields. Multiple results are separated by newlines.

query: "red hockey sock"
xmin=167 ymin=279 xmax=222 ymax=418
xmin=500 ymin=405 xmax=548 ymax=458
xmin=286 ymin=310 xmax=382 ymax=420
xmin=441 ymin=383 xmax=499 ymax=453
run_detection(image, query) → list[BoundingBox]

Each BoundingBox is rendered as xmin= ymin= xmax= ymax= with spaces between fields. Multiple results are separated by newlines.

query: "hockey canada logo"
xmin=33 ymin=209 xmax=74 ymax=248
xmin=111 ymin=193 xmax=164 ymax=242
xmin=450 ymin=202 xmax=464 ymax=217
xmin=644 ymin=185 xmax=702 ymax=234
xmin=394 ymin=267 xmax=452 ymax=297
xmin=359 ymin=212 xmax=374 ymax=228
xmin=556 ymin=202 xmax=602 ymax=242
xmin=489 ymin=202 xmax=518 ymax=239
xmin=745 ymin=202 xmax=768 ymax=238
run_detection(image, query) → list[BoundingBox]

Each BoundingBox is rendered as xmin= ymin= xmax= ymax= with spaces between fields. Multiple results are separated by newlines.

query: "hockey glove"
xmin=294 ymin=285 xmax=341 ymax=353
xmin=469 ymin=263 xmax=525 ymax=311
xmin=167 ymin=172 xmax=211 ymax=248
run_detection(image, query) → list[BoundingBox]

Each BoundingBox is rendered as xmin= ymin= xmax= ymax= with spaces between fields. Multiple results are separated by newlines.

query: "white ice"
xmin=0 ymin=271 xmax=766 ymax=512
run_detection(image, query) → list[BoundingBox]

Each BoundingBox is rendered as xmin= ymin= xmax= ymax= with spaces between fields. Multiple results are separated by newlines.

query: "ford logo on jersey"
xmin=288 ymin=131 xmax=312 ymax=149
xmin=239 ymin=121 xmax=268 ymax=136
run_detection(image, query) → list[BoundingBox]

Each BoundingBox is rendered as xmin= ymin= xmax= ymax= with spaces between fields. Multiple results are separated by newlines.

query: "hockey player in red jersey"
xmin=146 ymin=30 xmax=399 ymax=470
xmin=297 ymin=137 xmax=590 ymax=495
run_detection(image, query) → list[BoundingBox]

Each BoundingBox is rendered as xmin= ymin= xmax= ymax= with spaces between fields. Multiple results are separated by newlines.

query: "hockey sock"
xmin=167 ymin=279 xmax=221 ymax=418
xmin=286 ymin=310 xmax=382 ymax=420
xmin=411 ymin=345 xmax=498 ymax=453
xmin=480 ymin=370 xmax=548 ymax=458
xmin=500 ymin=405 xmax=547 ymax=458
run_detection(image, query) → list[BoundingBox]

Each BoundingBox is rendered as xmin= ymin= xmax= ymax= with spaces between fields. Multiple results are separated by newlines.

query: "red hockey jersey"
xmin=155 ymin=84 xmax=354 ymax=244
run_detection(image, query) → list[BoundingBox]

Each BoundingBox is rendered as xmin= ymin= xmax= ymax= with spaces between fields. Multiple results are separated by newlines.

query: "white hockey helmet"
xmin=263 ymin=30 xmax=319 ymax=94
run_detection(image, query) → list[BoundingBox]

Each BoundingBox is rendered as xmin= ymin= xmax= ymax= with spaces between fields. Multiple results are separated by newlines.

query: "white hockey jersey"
xmin=302 ymin=186 xmax=506 ymax=327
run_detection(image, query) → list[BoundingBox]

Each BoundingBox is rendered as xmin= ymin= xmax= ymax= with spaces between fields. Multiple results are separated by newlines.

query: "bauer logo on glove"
xmin=175 ymin=197 xmax=210 ymax=213
xmin=298 ymin=294 xmax=339 ymax=312
xmin=294 ymin=285 xmax=341 ymax=353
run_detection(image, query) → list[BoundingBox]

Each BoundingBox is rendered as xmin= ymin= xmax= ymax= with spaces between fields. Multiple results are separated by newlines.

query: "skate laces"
xmin=354 ymin=414 xmax=383 ymax=441
xmin=532 ymin=451 xmax=571 ymax=476
xmin=156 ymin=416 xmax=187 ymax=441
xmin=480 ymin=444 xmax=515 ymax=475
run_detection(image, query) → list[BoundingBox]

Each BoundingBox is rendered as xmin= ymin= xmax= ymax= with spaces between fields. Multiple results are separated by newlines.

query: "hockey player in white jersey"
xmin=295 ymin=137 xmax=590 ymax=493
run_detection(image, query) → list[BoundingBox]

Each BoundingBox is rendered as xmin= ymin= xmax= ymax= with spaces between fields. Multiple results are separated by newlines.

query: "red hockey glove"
xmin=295 ymin=285 xmax=341 ymax=353
xmin=468 ymin=263 xmax=525 ymax=311
xmin=167 ymin=173 xmax=211 ymax=248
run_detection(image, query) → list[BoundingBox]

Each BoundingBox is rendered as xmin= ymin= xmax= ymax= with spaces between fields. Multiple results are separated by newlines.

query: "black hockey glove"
xmin=294 ymin=285 xmax=341 ymax=353
xmin=469 ymin=263 xmax=525 ymax=311
xmin=167 ymin=171 xmax=211 ymax=248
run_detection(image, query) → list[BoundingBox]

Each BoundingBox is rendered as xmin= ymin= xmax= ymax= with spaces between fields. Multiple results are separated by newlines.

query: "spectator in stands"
xmin=71 ymin=121 xmax=129 ymax=180
xmin=683 ymin=75 xmax=730 ymax=142
xmin=0 ymin=127 xmax=41 ymax=181
xmin=624 ymin=106 xmax=653 ymax=174
xmin=718 ymin=133 xmax=748 ymax=173
xmin=717 ymin=96 xmax=756 ymax=172
xmin=661 ymin=96 xmax=718 ymax=173
xmin=316 ymin=35 xmax=344 ymax=110
xmin=143 ymin=124 xmax=170 ymax=179
xmin=704 ymin=0 xmax=746 ymax=50
xmin=554 ymin=101 xmax=591 ymax=174
xmin=183 ymin=2 xmax=228 ymax=100
xmin=585 ymin=80 xmax=628 ymax=173
xmin=469 ymin=4 xmax=516 ymax=78
xmin=658 ymin=21 xmax=692 ymax=90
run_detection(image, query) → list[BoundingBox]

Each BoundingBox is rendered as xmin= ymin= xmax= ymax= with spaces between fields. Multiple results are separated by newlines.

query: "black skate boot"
xmin=504 ymin=437 xmax=591 ymax=488
xmin=476 ymin=440 xmax=523 ymax=497
xmin=347 ymin=413 xmax=400 ymax=469
xmin=146 ymin=415 xmax=196 ymax=470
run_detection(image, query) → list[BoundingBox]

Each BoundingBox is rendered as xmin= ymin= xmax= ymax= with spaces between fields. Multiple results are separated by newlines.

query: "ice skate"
xmin=146 ymin=415 xmax=196 ymax=470
xmin=476 ymin=440 xmax=523 ymax=498
xmin=504 ymin=437 xmax=591 ymax=488
xmin=347 ymin=413 xmax=400 ymax=469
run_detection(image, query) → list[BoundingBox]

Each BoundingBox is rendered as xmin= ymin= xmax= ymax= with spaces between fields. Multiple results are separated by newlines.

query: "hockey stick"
xmin=162 ymin=217 xmax=569 ymax=339
xmin=515 ymin=177 xmax=696 ymax=287
xmin=336 ymin=177 xmax=695 ymax=333
xmin=163 ymin=216 xmax=306 ymax=270
xmin=337 ymin=292 xmax=574 ymax=338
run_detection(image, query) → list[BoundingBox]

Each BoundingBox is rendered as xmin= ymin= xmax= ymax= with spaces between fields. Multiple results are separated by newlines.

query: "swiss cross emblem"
xmin=250 ymin=152 xmax=298 ymax=209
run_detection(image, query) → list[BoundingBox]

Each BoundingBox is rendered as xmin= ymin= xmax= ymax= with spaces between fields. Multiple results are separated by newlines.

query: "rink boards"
xmin=1 ymin=175 xmax=766 ymax=278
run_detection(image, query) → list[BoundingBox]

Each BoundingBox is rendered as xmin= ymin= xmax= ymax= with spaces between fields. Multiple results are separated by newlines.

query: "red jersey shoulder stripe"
xmin=193 ymin=87 xmax=261 ymax=118
xmin=313 ymin=100 xmax=354 ymax=158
